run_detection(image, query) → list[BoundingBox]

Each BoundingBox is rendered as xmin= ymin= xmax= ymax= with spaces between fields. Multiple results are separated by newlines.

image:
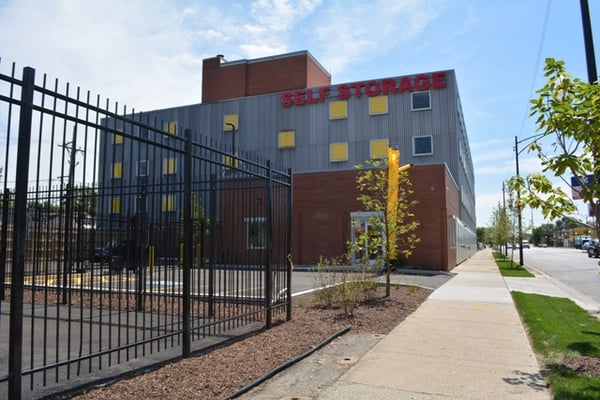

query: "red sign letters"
xmin=281 ymin=71 xmax=447 ymax=108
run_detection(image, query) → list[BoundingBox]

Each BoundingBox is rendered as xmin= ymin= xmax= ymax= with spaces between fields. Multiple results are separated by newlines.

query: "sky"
xmin=0 ymin=0 xmax=597 ymax=229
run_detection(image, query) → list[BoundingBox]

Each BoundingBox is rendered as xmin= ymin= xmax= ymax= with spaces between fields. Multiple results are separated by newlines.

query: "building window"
xmin=111 ymin=197 xmax=121 ymax=214
xmin=278 ymin=130 xmax=295 ymax=149
xmin=163 ymin=157 xmax=177 ymax=175
xmin=369 ymin=96 xmax=388 ymax=115
xmin=412 ymin=91 xmax=431 ymax=110
xmin=413 ymin=136 xmax=433 ymax=156
xmin=223 ymin=114 xmax=238 ymax=131
xmin=245 ymin=217 xmax=267 ymax=250
xmin=112 ymin=162 xmax=122 ymax=179
xmin=223 ymin=155 xmax=237 ymax=167
xmin=137 ymin=160 xmax=148 ymax=177
xmin=329 ymin=100 xmax=347 ymax=119
xmin=113 ymin=131 xmax=124 ymax=144
xmin=162 ymin=194 xmax=176 ymax=212
xmin=330 ymin=142 xmax=348 ymax=162
xmin=164 ymin=121 xmax=177 ymax=135
xmin=370 ymin=139 xmax=389 ymax=159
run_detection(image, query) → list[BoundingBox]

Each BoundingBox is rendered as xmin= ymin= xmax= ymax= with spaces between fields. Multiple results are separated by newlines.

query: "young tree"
xmin=508 ymin=58 xmax=600 ymax=237
xmin=476 ymin=226 xmax=489 ymax=247
xmin=489 ymin=203 xmax=511 ymax=254
xmin=531 ymin=222 xmax=556 ymax=247
xmin=72 ymin=186 xmax=97 ymax=215
xmin=180 ymin=192 xmax=209 ymax=267
xmin=352 ymin=152 xmax=419 ymax=297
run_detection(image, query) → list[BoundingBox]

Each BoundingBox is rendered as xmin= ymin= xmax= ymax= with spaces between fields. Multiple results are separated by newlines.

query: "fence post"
xmin=9 ymin=66 xmax=35 ymax=400
xmin=182 ymin=129 xmax=192 ymax=357
xmin=264 ymin=161 xmax=273 ymax=328
xmin=61 ymin=124 xmax=77 ymax=305
xmin=136 ymin=178 xmax=147 ymax=312
xmin=286 ymin=168 xmax=293 ymax=321
xmin=0 ymin=188 xmax=10 ymax=301
xmin=208 ymin=174 xmax=217 ymax=318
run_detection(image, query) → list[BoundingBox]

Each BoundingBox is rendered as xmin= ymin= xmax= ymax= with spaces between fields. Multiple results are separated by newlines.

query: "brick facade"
xmin=202 ymin=52 xmax=331 ymax=103
xmin=193 ymin=50 xmax=475 ymax=270
xmin=292 ymin=164 xmax=459 ymax=271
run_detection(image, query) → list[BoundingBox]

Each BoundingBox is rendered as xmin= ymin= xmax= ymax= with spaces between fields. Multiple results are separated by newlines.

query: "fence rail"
xmin=0 ymin=61 xmax=292 ymax=399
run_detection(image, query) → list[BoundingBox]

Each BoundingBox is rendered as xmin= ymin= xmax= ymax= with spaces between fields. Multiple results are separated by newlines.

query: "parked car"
xmin=94 ymin=240 xmax=135 ymax=264
xmin=588 ymin=239 xmax=600 ymax=258
xmin=575 ymin=235 xmax=592 ymax=249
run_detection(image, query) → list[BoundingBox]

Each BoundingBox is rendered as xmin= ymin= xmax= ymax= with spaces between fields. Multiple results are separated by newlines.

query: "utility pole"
xmin=58 ymin=127 xmax=83 ymax=304
xmin=581 ymin=0 xmax=598 ymax=84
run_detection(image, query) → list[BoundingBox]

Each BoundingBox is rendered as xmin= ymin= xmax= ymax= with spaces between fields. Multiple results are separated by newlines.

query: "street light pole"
xmin=513 ymin=133 xmax=545 ymax=266
xmin=514 ymin=136 xmax=524 ymax=266
xmin=225 ymin=122 xmax=236 ymax=156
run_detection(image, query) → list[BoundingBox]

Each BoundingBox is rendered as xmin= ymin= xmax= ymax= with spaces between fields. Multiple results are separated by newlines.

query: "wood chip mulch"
xmin=72 ymin=285 xmax=431 ymax=400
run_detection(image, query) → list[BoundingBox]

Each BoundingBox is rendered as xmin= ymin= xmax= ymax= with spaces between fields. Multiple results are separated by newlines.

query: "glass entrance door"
xmin=350 ymin=211 xmax=384 ymax=266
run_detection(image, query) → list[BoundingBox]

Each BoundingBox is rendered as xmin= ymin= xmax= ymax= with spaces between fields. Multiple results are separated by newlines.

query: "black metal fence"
xmin=0 ymin=61 xmax=292 ymax=399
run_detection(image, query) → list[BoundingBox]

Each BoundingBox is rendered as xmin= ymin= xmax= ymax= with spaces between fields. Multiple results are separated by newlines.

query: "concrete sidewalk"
xmin=316 ymin=248 xmax=552 ymax=400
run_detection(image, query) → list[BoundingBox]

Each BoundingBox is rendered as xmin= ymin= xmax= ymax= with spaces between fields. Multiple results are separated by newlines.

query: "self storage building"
xmin=100 ymin=50 xmax=477 ymax=271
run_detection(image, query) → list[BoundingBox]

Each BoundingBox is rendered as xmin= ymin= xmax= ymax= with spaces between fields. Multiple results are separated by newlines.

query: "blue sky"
xmin=0 ymin=0 xmax=597 ymax=228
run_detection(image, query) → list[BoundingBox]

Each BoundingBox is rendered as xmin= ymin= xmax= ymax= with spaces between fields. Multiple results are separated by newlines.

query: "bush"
xmin=312 ymin=255 xmax=379 ymax=316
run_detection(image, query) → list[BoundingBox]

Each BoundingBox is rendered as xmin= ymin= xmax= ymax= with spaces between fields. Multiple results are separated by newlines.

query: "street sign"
xmin=571 ymin=175 xmax=595 ymax=200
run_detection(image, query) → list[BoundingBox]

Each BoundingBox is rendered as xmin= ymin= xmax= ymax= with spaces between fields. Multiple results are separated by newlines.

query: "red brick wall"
xmin=202 ymin=53 xmax=331 ymax=103
xmin=292 ymin=170 xmax=361 ymax=264
xmin=246 ymin=54 xmax=309 ymax=96
xmin=292 ymin=165 xmax=459 ymax=271
xmin=406 ymin=165 xmax=459 ymax=270
xmin=306 ymin=55 xmax=332 ymax=88
xmin=202 ymin=56 xmax=247 ymax=103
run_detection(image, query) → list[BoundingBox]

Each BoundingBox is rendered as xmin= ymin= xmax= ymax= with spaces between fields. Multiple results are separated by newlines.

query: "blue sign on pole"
xmin=571 ymin=174 xmax=595 ymax=200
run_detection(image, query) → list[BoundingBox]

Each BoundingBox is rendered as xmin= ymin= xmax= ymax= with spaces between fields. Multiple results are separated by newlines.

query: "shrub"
xmin=312 ymin=255 xmax=378 ymax=316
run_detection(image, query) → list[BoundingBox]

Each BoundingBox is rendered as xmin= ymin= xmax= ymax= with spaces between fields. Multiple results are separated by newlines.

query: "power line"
xmin=518 ymin=0 xmax=552 ymax=138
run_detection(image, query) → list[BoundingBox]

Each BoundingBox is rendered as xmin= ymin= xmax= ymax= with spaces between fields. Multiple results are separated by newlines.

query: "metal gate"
xmin=0 ymin=61 xmax=292 ymax=399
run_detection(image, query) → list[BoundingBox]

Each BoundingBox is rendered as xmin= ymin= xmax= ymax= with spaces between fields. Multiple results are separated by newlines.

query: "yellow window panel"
xmin=164 ymin=121 xmax=177 ymax=135
xmin=370 ymin=139 xmax=389 ymax=159
xmin=369 ymin=96 xmax=388 ymax=115
xmin=223 ymin=155 xmax=238 ymax=167
xmin=223 ymin=114 xmax=239 ymax=131
xmin=113 ymin=130 xmax=123 ymax=144
xmin=162 ymin=195 xmax=175 ymax=212
xmin=163 ymin=157 xmax=176 ymax=175
xmin=329 ymin=101 xmax=347 ymax=119
xmin=330 ymin=142 xmax=348 ymax=162
xmin=112 ymin=162 xmax=122 ymax=179
xmin=111 ymin=198 xmax=121 ymax=214
xmin=278 ymin=130 xmax=295 ymax=149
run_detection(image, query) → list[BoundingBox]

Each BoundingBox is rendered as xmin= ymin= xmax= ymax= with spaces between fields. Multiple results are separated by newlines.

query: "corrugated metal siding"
xmin=192 ymin=72 xmax=461 ymax=171
xmin=104 ymin=69 xmax=476 ymax=228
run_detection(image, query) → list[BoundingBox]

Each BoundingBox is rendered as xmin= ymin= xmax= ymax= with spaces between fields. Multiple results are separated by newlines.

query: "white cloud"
xmin=0 ymin=0 xmax=226 ymax=110
xmin=475 ymin=162 xmax=514 ymax=176
xmin=235 ymin=0 xmax=322 ymax=59
xmin=310 ymin=0 xmax=444 ymax=77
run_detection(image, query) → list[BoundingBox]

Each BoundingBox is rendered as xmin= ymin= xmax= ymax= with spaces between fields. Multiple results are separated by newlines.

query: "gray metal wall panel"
xmin=113 ymin=69 xmax=476 ymax=227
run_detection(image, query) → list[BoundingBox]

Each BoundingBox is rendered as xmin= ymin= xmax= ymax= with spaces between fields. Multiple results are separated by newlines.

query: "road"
xmin=515 ymin=246 xmax=600 ymax=305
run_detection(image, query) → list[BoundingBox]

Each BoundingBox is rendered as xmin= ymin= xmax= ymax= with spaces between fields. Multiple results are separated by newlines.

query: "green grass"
xmin=492 ymin=251 xmax=535 ymax=277
xmin=512 ymin=291 xmax=600 ymax=399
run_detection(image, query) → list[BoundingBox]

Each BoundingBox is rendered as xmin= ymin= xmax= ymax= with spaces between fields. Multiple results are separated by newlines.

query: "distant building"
xmin=100 ymin=50 xmax=476 ymax=270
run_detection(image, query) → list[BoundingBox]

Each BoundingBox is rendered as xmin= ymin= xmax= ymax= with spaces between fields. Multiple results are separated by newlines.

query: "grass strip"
xmin=492 ymin=251 xmax=535 ymax=277
xmin=512 ymin=291 xmax=600 ymax=399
